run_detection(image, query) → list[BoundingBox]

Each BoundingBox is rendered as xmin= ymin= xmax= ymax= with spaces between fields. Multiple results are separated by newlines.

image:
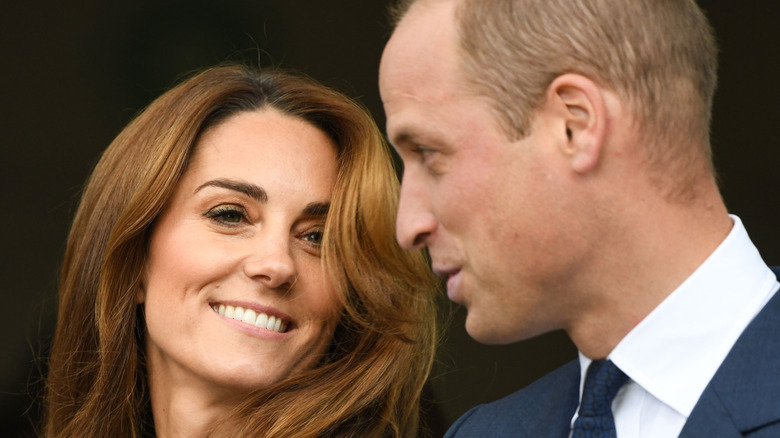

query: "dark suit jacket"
xmin=444 ymin=267 xmax=780 ymax=437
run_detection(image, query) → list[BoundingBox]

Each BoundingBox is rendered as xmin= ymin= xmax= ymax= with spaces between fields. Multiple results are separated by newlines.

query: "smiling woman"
xmin=141 ymin=110 xmax=344 ymax=432
xmin=42 ymin=65 xmax=439 ymax=437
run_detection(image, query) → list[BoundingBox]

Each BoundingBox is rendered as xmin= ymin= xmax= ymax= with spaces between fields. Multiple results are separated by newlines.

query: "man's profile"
xmin=380 ymin=0 xmax=780 ymax=436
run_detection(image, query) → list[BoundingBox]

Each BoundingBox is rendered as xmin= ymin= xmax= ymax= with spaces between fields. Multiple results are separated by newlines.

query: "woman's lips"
xmin=210 ymin=302 xmax=292 ymax=333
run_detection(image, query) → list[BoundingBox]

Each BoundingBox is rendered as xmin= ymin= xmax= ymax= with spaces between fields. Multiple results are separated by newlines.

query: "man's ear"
xmin=544 ymin=73 xmax=607 ymax=174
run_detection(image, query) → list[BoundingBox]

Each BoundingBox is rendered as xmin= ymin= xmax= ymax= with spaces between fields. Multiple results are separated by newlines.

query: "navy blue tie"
xmin=571 ymin=360 xmax=629 ymax=438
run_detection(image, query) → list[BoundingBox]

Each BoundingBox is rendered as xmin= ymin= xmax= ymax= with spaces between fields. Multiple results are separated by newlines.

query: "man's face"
xmin=380 ymin=0 xmax=591 ymax=344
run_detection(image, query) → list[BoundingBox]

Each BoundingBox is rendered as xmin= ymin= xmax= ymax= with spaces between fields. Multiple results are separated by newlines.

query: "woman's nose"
xmin=242 ymin=235 xmax=297 ymax=289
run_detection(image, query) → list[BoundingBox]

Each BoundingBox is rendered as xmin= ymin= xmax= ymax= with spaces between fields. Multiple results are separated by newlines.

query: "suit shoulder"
xmin=445 ymin=360 xmax=580 ymax=437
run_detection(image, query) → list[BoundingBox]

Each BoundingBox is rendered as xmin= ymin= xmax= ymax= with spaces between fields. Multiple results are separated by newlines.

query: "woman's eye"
xmin=204 ymin=205 xmax=247 ymax=225
xmin=301 ymin=229 xmax=324 ymax=245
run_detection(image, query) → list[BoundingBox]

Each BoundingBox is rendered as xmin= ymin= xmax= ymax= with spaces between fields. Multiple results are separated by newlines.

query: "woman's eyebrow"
xmin=302 ymin=202 xmax=330 ymax=217
xmin=194 ymin=179 xmax=268 ymax=203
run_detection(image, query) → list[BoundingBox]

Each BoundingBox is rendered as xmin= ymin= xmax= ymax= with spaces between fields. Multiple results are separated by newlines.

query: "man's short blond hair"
xmin=393 ymin=0 xmax=719 ymax=191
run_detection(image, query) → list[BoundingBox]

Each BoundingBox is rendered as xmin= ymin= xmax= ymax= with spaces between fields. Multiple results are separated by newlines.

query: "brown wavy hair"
xmin=43 ymin=65 xmax=439 ymax=437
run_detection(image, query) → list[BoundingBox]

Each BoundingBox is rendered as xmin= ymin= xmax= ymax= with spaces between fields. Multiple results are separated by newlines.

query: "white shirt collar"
xmin=581 ymin=215 xmax=779 ymax=417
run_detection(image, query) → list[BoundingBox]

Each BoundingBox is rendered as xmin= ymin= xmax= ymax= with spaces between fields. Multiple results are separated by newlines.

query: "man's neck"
xmin=566 ymin=179 xmax=732 ymax=359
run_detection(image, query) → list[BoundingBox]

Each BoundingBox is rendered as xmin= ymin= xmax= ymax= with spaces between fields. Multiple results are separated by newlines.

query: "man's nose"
xmin=395 ymin=174 xmax=437 ymax=249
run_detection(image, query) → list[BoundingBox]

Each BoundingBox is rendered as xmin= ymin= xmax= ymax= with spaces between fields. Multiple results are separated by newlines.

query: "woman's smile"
xmin=211 ymin=302 xmax=292 ymax=334
xmin=140 ymin=109 xmax=342 ymax=393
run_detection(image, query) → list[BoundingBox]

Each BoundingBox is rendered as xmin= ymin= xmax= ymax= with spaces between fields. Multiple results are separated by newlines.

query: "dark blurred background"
xmin=1 ymin=1 xmax=777 ymax=436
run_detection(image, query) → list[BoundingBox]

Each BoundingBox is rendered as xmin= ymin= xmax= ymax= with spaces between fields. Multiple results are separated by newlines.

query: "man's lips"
xmin=433 ymin=266 xmax=459 ymax=280
xmin=433 ymin=266 xmax=462 ymax=301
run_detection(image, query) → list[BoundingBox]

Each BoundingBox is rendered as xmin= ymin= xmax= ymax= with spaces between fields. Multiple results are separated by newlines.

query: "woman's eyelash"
xmin=204 ymin=205 xmax=248 ymax=225
xmin=204 ymin=206 xmax=324 ymax=245
xmin=299 ymin=227 xmax=325 ymax=246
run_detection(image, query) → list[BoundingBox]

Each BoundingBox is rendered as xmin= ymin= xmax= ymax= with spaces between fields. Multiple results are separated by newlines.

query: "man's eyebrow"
xmin=194 ymin=179 xmax=268 ymax=203
xmin=390 ymin=127 xmax=440 ymax=151
xmin=302 ymin=202 xmax=330 ymax=217
xmin=389 ymin=130 xmax=416 ymax=148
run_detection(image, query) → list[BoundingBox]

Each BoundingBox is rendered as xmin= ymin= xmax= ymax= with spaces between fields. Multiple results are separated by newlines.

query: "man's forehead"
xmin=380 ymin=0 xmax=461 ymax=102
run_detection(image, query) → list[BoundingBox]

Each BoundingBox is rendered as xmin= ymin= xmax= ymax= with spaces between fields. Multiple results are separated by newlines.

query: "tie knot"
xmin=579 ymin=359 xmax=629 ymax=417
xmin=572 ymin=360 xmax=628 ymax=437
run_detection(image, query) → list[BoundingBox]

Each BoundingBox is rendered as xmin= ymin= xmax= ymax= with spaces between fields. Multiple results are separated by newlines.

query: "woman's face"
xmin=140 ymin=109 xmax=341 ymax=396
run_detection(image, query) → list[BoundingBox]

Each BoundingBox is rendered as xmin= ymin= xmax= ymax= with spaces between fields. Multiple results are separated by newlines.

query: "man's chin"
xmin=465 ymin=314 xmax=515 ymax=345
xmin=464 ymin=312 xmax=545 ymax=345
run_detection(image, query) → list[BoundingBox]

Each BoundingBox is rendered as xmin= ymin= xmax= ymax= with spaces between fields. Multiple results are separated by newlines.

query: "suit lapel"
xmin=682 ymin=268 xmax=780 ymax=436
xmin=678 ymin=387 xmax=743 ymax=437
xmin=525 ymin=360 xmax=581 ymax=437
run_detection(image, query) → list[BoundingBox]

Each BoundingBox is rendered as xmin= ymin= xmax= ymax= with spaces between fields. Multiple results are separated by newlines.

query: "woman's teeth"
xmin=212 ymin=304 xmax=288 ymax=333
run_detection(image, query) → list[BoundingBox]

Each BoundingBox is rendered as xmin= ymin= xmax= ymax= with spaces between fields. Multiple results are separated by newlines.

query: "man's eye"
xmin=204 ymin=205 xmax=247 ymax=225
xmin=410 ymin=145 xmax=444 ymax=176
xmin=413 ymin=146 xmax=434 ymax=160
